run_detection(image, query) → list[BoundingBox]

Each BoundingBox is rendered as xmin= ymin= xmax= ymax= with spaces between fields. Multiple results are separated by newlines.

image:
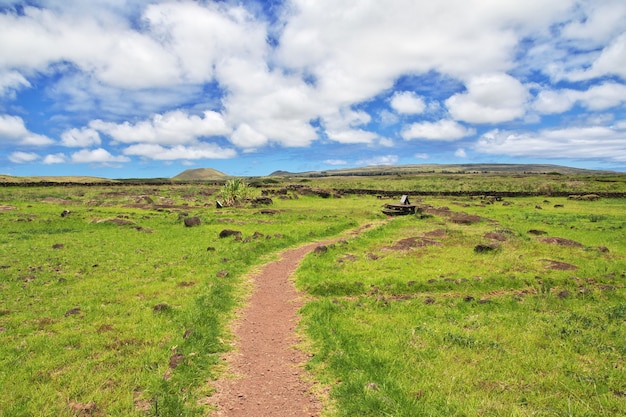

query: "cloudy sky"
xmin=1 ymin=0 xmax=626 ymax=178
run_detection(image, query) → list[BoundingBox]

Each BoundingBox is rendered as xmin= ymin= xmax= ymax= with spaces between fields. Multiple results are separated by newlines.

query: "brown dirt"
xmin=209 ymin=242 xmax=327 ymax=416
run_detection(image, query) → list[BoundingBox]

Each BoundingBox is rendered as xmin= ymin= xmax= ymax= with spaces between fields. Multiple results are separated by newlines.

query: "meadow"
xmin=0 ymin=175 xmax=624 ymax=416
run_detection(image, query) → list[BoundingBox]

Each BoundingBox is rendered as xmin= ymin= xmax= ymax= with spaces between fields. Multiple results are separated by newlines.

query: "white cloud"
xmin=454 ymin=148 xmax=467 ymax=158
xmin=326 ymin=129 xmax=378 ymax=144
xmin=0 ymin=6 xmax=180 ymax=89
xmin=123 ymin=143 xmax=236 ymax=161
xmin=43 ymin=153 xmax=67 ymax=164
xmin=357 ymin=155 xmax=399 ymax=166
xmin=446 ymin=73 xmax=529 ymax=123
xmin=325 ymin=159 xmax=348 ymax=165
xmin=71 ymin=148 xmax=130 ymax=164
xmin=566 ymin=33 xmax=626 ymax=81
xmin=390 ymin=91 xmax=426 ymax=114
xmin=533 ymin=82 xmax=626 ymax=114
xmin=414 ymin=153 xmax=429 ymax=160
xmin=90 ymin=110 xmax=230 ymax=145
xmin=378 ymin=137 xmax=394 ymax=147
xmin=561 ymin=0 xmax=626 ymax=46
xmin=61 ymin=127 xmax=101 ymax=147
xmin=9 ymin=151 xmax=38 ymax=163
xmin=0 ymin=114 xmax=54 ymax=146
xmin=0 ymin=71 xmax=30 ymax=98
xmin=144 ymin=1 xmax=267 ymax=84
xmin=401 ymin=119 xmax=475 ymax=141
xmin=475 ymin=126 xmax=626 ymax=162
xmin=230 ymin=123 xmax=268 ymax=149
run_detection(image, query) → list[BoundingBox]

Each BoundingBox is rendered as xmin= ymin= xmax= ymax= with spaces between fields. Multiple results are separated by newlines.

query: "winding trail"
xmin=210 ymin=242 xmax=326 ymax=416
xmin=210 ymin=225 xmax=375 ymax=416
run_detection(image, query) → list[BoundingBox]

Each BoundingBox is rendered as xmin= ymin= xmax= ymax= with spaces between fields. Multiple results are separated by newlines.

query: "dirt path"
xmin=209 ymin=241 xmax=328 ymax=416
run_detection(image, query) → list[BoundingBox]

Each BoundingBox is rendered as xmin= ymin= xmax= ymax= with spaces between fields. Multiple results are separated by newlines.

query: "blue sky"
xmin=1 ymin=0 xmax=626 ymax=178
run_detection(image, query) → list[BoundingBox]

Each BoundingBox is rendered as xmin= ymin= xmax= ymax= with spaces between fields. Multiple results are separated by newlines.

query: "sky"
xmin=1 ymin=0 xmax=626 ymax=178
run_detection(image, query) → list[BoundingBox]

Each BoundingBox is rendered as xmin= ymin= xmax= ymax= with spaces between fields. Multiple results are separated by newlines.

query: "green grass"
xmin=0 ymin=185 xmax=374 ymax=416
xmin=1 ymin=183 xmax=624 ymax=416
xmin=296 ymin=195 xmax=626 ymax=416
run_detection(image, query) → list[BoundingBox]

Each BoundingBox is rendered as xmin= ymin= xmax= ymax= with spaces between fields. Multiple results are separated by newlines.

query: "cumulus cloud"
xmin=390 ymin=91 xmax=426 ymax=114
xmin=0 ymin=71 xmax=30 ymax=98
xmin=446 ymin=73 xmax=529 ymax=123
xmin=71 ymin=148 xmax=130 ymax=164
xmin=534 ymin=82 xmax=626 ymax=114
xmin=123 ymin=143 xmax=236 ymax=161
xmin=454 ymin=148 xmax=467 ymax=158
xmin=90 ymin=110 xmax=230 ymax=145
xmin=0 ymin=114 xmax=54 ymax=146
xmin=401 ymin=119 xmax=475 ymax=141
xmin=43 ymin=153 xmax=67 ymax=164
xmin=357 ymin=155 xmax=399 ymax=166
xmin=325 ymin=159 xmax=348 ymax=165
xmin=475 ymin=126 xmax=626 ymax=162
xmin=8 ymin=151 xmax=38 ymax=163
xmin=61 ymin=127 xmax=101 ymax=147
xmin=566 ymin=33 xmax=626 ymax=82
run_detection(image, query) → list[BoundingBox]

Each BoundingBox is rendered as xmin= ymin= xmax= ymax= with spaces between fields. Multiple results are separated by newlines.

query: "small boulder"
xmin=219 ymin=229 xmax=242 ymax=238
xmin=184 ymin=216 xmax=201 ymax=227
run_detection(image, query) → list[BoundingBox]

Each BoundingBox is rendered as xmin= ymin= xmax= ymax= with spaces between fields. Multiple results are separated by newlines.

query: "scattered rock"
xmin=424 ymin=297 xmax=436 ymax=305
xmin=64 ymin=307 xmax=81 ymax=317
xmin=61 ymin=210 xmax=71 ymax=217
xmin=184 ymin=216 xmax=201 ymax=227
xmin=97 ymin=324 xmax=114 ymax=333
xmin=542 ymin=259 xmax=578 ymax=270
xmin=556 ymin=290 xmax=570 ymax=298
xmin=483 ymin=232 xmax=507 ymax=241
xmin=152 ymin=303 xmax=171 ymax=313
xmin=474 ymin=243 xmax=500 ymax=253
xmin=219 ymin=229 xmax=242 ymax=238
xmin=539 ymin=237 xmax=584 ymax=248
xmin=52 ymin=243 xmax=65 ymax=249
xmin=451 ymin=214 xmax=482 ymax=224
xmin=313 ymin=245 xmax=328 ymax=254
xmin=463 ymin=295 xmax=475 ymax=302
xmin=216 ymin=270 xmax=229 ymax=278
xmin=169 ymin=353 xmax=185 ymax=369
xmin=338 ymin=254 xmax=358 ymax=263
xmin=257 ymin=209 xmax=279 ymax=215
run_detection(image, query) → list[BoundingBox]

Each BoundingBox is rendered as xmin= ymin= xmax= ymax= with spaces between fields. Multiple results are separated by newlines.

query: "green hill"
xmin=172 ymin=168 xmax=229 ymax=181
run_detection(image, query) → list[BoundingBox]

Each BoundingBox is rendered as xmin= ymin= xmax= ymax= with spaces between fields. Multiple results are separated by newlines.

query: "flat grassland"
xmin=0 ymin=174 xmax=624 ymax=416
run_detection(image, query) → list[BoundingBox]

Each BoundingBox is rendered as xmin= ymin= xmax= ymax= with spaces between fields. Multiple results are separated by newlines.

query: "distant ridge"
xmin=172 ymin=168 xmax=228 ymax=181
xmin=268 ymin=163 xmax=613 ymax=177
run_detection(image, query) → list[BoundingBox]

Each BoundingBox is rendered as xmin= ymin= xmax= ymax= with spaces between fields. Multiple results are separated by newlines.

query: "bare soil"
xmin=209 ymin=242 xmax=327 ymax=417
xmin=210 ymin=225 xmax=376 ymax=416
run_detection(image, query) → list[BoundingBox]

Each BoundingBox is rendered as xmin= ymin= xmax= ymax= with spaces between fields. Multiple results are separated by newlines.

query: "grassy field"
xmin=0 ymin=185 xmax=375 ymax=416
xmin=296 ymin=195 xmax=626 ymax=416
xmin=1 ymin=177 xmax=624 ymax=416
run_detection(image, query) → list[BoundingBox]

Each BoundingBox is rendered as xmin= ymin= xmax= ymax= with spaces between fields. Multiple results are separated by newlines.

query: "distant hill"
xmin=172 ymin=168 xmax=229 ymax=181
xmin=0 ymin=175 xmax=114 ymax=183
xmin=268 ymin=164 xmax=612 ymax=177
